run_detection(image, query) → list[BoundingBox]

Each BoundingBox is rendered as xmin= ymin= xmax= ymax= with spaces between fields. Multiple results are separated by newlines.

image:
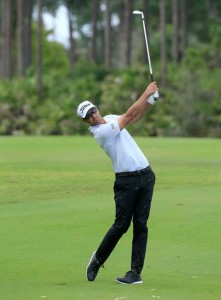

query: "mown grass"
xmin=0 ymin=136 xmax=220 ymax=300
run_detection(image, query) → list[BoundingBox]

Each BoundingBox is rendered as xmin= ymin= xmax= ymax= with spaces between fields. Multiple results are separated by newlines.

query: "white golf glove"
xmin=147 ymin=90 xmax=159 ymax=105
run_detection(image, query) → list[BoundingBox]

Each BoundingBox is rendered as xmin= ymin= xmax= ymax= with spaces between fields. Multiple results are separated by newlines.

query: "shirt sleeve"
xmin=94 ymin=119 xmax=120 ymax=145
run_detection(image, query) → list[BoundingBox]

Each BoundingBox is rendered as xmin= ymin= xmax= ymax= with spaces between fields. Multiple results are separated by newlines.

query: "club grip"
xmin=150 ymin=74 xmax=158 ymax=101
xmin=150 ymin=74 xmax=154 ymax=82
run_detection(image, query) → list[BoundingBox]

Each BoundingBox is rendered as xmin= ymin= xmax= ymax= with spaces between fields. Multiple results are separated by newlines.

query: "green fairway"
xmin=0 ymin=136 xmax=220 ymax=300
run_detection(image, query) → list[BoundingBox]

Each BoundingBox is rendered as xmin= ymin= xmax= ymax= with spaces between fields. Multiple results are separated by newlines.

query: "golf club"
xmin=133 ymin=10 xmax=158 ymax=101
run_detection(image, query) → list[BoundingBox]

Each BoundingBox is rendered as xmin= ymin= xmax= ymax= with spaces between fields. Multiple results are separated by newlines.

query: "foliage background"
xmin=0 ymin=0 xmax=221 ymax=137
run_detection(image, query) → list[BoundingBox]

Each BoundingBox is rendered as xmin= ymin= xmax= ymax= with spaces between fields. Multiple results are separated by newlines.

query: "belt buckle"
xmin=137 ymin=169 xmax=142 ymax=175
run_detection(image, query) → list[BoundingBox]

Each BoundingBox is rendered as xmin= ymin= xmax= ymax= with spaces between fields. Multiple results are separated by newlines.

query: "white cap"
xmin=77 ymin=100 xmax=96 ymax=118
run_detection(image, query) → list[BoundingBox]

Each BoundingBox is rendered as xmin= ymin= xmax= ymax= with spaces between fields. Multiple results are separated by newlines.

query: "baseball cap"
xmin=77 ymin=100 xmax=96 ymax=119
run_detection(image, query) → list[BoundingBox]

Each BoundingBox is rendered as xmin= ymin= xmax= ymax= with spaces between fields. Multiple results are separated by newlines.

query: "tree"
xmin=91 ymin=0 xmax=99 ymax=63
xmin=142 ymin=0 xmax=149 ymax=64
xmin=123 ymin=0 xmax=133 ymax=66
xmin=62 ymin=0 xmax=97 ymax=66
xmin=37 ymin=0 xmax=43 ymax=99
xmin=0 ymin=0 xmax=12 ymax=79
xmin=180 ymin=0 xmax=187 ymax=57
xmin=17 ymin=0 xmax=33 ymax=77
xmin=104 ymin=0 xmax=111 ymax=68
xmin=66 ymin=1 xmax=75 ymax=67
xmin=172 ymin=0 xmax=178 ymax=64
xmin=24 ymin=0 xmax=33 ymax=70
xmin=159 ymin=0 xmax=167 ymax=86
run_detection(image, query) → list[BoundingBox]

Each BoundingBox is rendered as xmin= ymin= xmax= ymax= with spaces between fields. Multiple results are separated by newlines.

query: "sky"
xmin=42 ymin=6 xmax=69 ymax=48
xmin=41 ymin=4 xmax=120 ymax=49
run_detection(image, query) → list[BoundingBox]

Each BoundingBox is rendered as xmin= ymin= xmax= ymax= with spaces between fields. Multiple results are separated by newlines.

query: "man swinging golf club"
xmin=77 ymin=80 xmax=159 ymax=284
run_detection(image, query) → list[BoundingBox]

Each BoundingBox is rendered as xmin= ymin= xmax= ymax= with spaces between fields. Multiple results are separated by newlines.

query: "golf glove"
xmin=147 ymin=90 xmax=159 ymax=105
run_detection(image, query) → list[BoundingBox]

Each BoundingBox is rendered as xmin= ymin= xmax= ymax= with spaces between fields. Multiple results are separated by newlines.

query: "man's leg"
xmin=96 ymin=176 xmax=139 ymax=264
xmin=87 ymin=176 xmax=139 ymax=281
xmin=131 ymin=169 xmax=156 ymax=274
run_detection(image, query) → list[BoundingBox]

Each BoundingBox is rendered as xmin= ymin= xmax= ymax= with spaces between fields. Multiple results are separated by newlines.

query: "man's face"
xmin=83 ymin=107 xmax=101 ymax=126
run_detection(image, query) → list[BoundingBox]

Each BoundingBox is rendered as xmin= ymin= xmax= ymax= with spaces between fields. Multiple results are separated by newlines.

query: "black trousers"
xmin=96 ymin=167 xmax=155 ymax=274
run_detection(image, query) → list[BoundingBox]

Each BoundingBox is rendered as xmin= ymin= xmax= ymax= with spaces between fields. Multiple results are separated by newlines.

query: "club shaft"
xmin=134 ymin=10 xmax=158 ymax=100
xmin=141 ymin=17 xmax=154 ymax=81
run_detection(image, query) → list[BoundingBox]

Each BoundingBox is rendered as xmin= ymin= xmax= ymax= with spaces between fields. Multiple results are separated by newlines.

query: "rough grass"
xmin=0 ymin=136 xmax=220 ymax=300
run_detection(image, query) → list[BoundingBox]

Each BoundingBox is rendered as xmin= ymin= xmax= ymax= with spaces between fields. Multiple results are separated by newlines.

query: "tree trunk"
xmin=172 ymin=0 xmax=178 ymax=64
xmin=91 ymin=0 xmax=99 ymax=63
xmin=104 ymin=0 xmax=111 ymax=68
xmin=0 ymin=0 xmax=12 ymax=79
xmin=159 ymin=0 xmax=167 ymax=86
xmin=37 ymin=0 xmax=43 ymax=100
xmin=143 ymin=0 xmax=149 ymax=64
xmin=123 ymin=0 xmax=133 ymax=66
xmin=181 ymin=0 xmax=187 ymax=56
xmin=67 ymin=6 xmax=75 ymax=67
xmin=17 ymin=0 xmax=33 ymax=77
xmin=24 ymin=0 xmax=33 ymax=69
xmin=17 ymin=0 xmax=25 ymax=76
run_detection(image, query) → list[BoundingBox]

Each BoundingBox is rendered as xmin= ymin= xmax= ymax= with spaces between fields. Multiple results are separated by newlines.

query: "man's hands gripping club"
xmin=145 ymin=82 xmax=159 ymax=101
xmin=147 ymin=89 xmax=159 ymax=105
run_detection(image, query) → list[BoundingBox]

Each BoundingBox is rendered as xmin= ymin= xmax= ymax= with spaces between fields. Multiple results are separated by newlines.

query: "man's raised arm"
xmin=118 ymin=82 xmax=158 ymax=131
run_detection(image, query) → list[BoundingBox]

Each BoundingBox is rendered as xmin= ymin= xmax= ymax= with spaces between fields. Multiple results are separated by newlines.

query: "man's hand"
xmin=146 ymin=82 xmax=159 ymax=105
xmin=145 ymin=81 xmax=158 ymax=98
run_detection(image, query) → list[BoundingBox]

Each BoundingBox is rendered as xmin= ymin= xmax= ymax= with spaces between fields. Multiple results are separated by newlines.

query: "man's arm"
xmin=128 ymin=102 xmax=152 ymax=124
xmin=118 ymin=82 xmax=158 ymax=130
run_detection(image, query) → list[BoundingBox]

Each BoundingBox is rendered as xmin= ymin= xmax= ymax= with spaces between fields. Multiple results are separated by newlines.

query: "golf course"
xmin=0 ymin=136 xmax=220 ymax=300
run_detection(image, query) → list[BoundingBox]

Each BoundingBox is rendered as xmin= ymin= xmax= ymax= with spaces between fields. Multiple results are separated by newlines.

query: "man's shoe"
xmin=86 ymin=251 xmax=103 ymax=281
xmin=115 ymin=270 xmax=142 ymax=284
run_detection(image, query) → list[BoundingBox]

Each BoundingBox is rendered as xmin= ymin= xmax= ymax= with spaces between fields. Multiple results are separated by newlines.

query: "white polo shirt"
xmin=89 ymin=115 xmax=149 ymax=173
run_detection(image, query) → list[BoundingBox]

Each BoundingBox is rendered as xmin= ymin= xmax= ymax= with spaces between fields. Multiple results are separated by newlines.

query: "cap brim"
xmin=81 ymin=104 xmax=96 ymax=118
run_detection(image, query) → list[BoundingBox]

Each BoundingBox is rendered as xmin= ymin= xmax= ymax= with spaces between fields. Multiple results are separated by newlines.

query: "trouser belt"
xmin=115 ymin=166 xmax=151 ymax=178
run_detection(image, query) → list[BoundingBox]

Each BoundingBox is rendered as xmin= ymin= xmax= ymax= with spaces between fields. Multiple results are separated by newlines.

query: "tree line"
xmin=0 ymin=0 xmax=204 ymax=81
xmin=0 ymin=0 xmax=221 ymax=137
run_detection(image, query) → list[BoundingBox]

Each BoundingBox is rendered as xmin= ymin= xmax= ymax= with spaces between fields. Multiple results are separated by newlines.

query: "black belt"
xmin=115 ymin=166 xmax=151 ymax=178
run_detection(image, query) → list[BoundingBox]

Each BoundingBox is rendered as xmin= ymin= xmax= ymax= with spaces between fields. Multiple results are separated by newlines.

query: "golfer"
xmin=77 ymin=81 xmax=158 ymax=284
